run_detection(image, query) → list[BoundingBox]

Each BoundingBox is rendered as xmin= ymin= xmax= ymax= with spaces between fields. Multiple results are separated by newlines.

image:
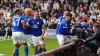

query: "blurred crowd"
xmin=0 ymin=0 xmax=100 ymax=29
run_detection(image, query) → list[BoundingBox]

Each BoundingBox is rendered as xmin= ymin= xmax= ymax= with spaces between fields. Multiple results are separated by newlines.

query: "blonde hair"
xmin=24 ymin=8 xmax=31 ymax=12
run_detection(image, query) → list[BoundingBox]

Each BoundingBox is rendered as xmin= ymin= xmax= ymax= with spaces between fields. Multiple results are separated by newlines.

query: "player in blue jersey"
xmin=56 ymin=12 xmax=72 ymax=47
xmin=8 ymin=8 xmax=28 ymax=56
xmin=23 ymin=8 xmax=39 ymax=55
xmin=27 ymin=11 xmax=46 ymax=55
xmin=58 ymin=11 xmax=69 ymax=22
xmin=24 ymin=8 xmax=33 ymax=46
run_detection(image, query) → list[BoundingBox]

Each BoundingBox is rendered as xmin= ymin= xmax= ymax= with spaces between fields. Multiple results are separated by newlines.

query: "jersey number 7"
xmin=13 ymin=17 xmax=20 ymax=26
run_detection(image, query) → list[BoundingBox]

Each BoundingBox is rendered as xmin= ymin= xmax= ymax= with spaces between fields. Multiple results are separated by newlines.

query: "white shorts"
xmin=24 ymin=35 xmax=33 ymax=46
xmin=11 ymin=32 xmax=26 ymax=44
xmin=32 ymin=36 xmax=45 ymax=46
xmin=56 ymin=35 xmax=72 ymax=45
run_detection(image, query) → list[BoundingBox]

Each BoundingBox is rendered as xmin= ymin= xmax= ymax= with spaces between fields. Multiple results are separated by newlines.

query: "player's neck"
xmin=34 ymin=17 xmax=38 ymax=20
xmin=16 ymin=14 xmax=20 ymax=16
xmin=26 ymin=15 xmax=30 ymax=18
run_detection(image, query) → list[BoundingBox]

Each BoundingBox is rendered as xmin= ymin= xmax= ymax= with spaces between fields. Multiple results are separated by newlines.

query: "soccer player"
xmin=8 ymin=8 xmax=28 ymax=56
xmin=23 ymin=8 xmax=38 ymax=55
xmin=56 ymin=12 xmax=72 ymax=47
xmin=24 ymin=8 xmax=33 ymax=46
xmin=27 ymin=11 xmax=46 ymax=55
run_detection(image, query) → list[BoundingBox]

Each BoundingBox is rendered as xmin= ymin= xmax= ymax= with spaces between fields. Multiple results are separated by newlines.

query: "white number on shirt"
xmin=12 ymin=17 xmax=20 ymax=26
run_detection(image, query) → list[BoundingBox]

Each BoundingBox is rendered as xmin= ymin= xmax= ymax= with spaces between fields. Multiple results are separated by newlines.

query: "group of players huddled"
xmin=8 ymin=8 xmax=46 ymax=56
xmin=7 ymin=7 xmax=100 ymax=56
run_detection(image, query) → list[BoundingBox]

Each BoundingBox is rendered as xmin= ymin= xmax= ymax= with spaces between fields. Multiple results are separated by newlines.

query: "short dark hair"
xmin=66 ymin=13 xmax=72 ymax=16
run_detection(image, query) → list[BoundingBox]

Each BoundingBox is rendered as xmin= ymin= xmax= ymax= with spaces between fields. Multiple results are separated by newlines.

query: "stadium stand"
xmin=0 ymin=0 xmax=100 ymax=29
xmin=0 ymin=0 xmax=100 ymax=38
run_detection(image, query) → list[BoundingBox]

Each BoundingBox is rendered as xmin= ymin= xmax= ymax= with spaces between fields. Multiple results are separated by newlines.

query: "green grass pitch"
xmin=0 ymin=38 xmax=59 ymax=56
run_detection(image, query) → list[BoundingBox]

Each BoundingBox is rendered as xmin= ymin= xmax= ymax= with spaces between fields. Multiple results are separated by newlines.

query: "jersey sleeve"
xmin=20 ymin=16 xmax=25 ymax=21
xmin=27 ymin=18 xmax=32 ymax=26
xmin=57 ymin=23 xmax=64 ymax=33
xmin=58 ymin=16 xmax=62 ymax=22
xmin=19 ymin=16 xmax=25 ymax=24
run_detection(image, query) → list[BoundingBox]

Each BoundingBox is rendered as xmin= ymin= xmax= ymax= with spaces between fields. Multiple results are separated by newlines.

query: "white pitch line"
xmin=0 ymin=39 xmax=11 ymax=41
xmin=0 ymin=53 xmax=5 ymax=56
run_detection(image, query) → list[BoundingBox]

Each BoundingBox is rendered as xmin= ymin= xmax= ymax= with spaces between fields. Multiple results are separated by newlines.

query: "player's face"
xmin=34 ymin=12 xmax=39 ymax=19
xmin=25 ymin=11 xmax=31 ymax=17
xmin=66 ymin=16 xmax=72 ymax=22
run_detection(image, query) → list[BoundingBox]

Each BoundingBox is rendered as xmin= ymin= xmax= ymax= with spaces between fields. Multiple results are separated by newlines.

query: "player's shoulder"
xmin=27 ymin=16 xmax=33 ymax=22
xmin=29 ymin=16 xmax=33 ymax=20
xmin=30 ymin=16 xmax=34 ymax=19
xmin=59 ymin=16 xmax=63 ymax=19
xmin=20 ymin=15 xmax=25 ymax=19
xmin=38 ymin=18 xmax=44 ymax=22
xmin=58 ymin=21 xmax=65 ymax=26
xmin=12 ymin=15 xmax=19 ymax=20
xmin=39 ymin=18 xmax=43 ymax=20
xmin=12 ymin=15 xmax=16 ymax=18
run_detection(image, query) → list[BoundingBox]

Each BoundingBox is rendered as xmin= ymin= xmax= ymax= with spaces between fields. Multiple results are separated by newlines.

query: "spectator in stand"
xmin=0 ymin=0 xmax=100 ymax=29
xmin=53 ymin=1 xmax=59 ymax=10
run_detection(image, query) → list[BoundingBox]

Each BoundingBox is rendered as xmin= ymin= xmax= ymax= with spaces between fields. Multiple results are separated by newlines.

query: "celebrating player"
xmin=8 ymin=8 xmax=28 ymax=56
xmin=58 ymin=11 xmax=69 ymax=22
xmin=24 ymin=8 xmax=33 ymax=46
xmin=26 ymin=11 xmax=46 ymax=55
xmin=56 ymin=12 xmax=72 ymax=47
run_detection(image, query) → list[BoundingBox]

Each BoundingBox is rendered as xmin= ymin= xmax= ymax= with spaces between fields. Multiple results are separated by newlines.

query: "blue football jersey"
xmin=58 ymin=16 xmax=65 ymax=22
xmin=81 ymin=22 xmax=90 ymax=29
xmin=23 ymin=16 xmax=33 ymax=35
xmin=28 ymin=18 xmax=44 ymax=36
xmin=12 ymin=15 xmax=24 ymax=32
xmin=56 ymin=20 xmax=71 ymax=35
xmin=81 ymin=22 xmax=90 ymax=32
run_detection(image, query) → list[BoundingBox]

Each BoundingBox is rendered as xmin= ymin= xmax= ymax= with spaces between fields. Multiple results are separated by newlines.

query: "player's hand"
xmin=40 ymin=35 xmax=44 ymax=40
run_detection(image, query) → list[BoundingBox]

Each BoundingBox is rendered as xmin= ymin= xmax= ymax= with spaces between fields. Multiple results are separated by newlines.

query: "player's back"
xmin=12 ymin=15 xmax=24 ymax=32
